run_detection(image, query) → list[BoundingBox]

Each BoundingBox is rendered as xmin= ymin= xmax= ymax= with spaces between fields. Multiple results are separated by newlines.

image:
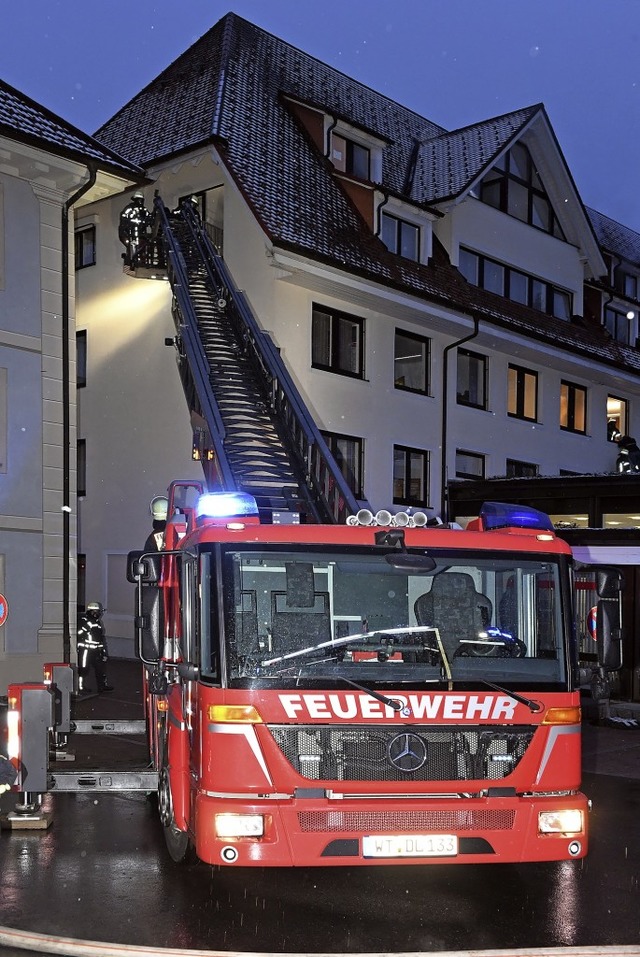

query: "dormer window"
xmin=479 ymin=142 xmax=565 ymax=240
xmin=330 ymin=132 xmax=370 ymax=180
xmin=381 ymin=212 xmax=419 ymax=261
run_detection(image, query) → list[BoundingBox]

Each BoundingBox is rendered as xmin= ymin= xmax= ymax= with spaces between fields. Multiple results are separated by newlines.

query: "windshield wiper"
xmin=260 ymin=625 xmax=444 ymax=668
xmin=478 ymin=679 xmax=542 ymax=713
xmin=308 ymin=673 xmax=405 ymax=711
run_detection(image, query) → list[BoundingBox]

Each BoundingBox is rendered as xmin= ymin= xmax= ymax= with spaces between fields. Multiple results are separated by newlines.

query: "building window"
xmin=330 ymin=133 xmax=370 ymax=179
xmin=607 ymin=395 xmax=628 ymax=441
xmin=560 ymin=380 xmax=587 ymax=434
xmin=312 ymin=305 xmax=364 ymax=378
xmin=604 ymin=306 xmax=632 ymax=345
xmin=479 ymin=142 xmax=565 ymax=239
xmin=393 ymin=445 xmax=429 ymax=506
xmin=459 ymin=247 xmax=572 ymax=321
xmin=74 ymin=225 xmax=96 ymax=269
xmin=394 ymin=330 xmax=429 ymax=394
xmin=321 ymin=430 xmax=363 ymax=498
xmin=613 ymin=266 xmax=639 ymax=300
xmin=455 ymin=449 xmax=485 ymax=480
xmin=77 ymin=439 xmax=86 ymax=497
xmin=508 ymin=364 xmax=538 ymax=421
xmin=76 ymin=331 xmax=87 ymax=388
xmin=457 ymin=348 xmax=487 ymax=409
xmin=380 ymin=213 xmax=419 ymax=262
xmin=506 ymin=458 xmax=538 ymax=478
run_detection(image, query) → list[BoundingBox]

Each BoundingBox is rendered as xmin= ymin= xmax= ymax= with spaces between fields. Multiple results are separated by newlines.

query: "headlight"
xmin=215 ymin=813 xmax=264 ymax=838
xmin=538 ymin=809 xmax=583 ymax=834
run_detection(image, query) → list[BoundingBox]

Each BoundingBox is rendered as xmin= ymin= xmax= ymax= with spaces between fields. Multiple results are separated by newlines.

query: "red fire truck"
xmin=126 ymin=480 xmax=622 ymax=867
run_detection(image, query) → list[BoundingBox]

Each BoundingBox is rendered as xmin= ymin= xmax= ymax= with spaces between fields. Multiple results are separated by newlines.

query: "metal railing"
xmin=155 ymin=196 xmax=366 ymax=523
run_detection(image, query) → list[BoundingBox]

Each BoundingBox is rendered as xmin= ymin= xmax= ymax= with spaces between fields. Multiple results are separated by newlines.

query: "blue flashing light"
xmin=480 ymin=501 xmax=554 ymax=532
xmin=196 ymin=491 xmax=259 ymax=520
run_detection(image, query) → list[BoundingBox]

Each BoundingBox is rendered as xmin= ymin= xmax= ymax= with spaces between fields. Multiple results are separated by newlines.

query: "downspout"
xmin=61 ymin=164 xmax=97 ymax=661
xmin=440 ymin=314 xmax=480 ymax=522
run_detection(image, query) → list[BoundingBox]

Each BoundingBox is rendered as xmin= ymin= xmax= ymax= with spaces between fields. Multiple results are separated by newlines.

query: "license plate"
xmin=362 ymin=834 xmax=458 ymax=858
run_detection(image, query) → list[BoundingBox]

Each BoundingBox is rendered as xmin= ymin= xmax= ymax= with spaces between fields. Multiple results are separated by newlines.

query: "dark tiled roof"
xmin=410 ymin=106 xmax=541 ymax=204
xmin=587 ymin=206 xmax=640 ymax=267
xmin=95 ymin=13 xmax=640 ymax=378
xmin=0 ymin=78 xmax=143 ymax=178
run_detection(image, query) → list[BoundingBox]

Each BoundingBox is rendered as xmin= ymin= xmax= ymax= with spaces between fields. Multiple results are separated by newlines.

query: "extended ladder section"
xmin=153 ymin=196 xmax=363 ymax=524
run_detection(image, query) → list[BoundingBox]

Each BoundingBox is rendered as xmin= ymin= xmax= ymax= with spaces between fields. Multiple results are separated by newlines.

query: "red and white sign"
xmin=0 ymin=594 xmax=7 ymax=627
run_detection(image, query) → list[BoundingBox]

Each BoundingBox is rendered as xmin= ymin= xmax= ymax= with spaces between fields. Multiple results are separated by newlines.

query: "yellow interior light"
xmin=156 ymin=699 xmax=168 ymax=712
xmin=542 ymin=706 xmax=581 ymax=725
xmin=208 ymin=704 xmax=263 ymax=723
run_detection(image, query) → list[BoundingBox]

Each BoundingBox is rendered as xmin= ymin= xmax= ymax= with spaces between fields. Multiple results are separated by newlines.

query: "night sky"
xmin=4 ymin=0 xmax=640 ymax=231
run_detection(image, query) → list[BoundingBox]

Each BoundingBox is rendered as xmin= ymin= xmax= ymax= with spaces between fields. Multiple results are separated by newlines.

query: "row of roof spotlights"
xmin=347 ymin=508 xmax=439 ymax=528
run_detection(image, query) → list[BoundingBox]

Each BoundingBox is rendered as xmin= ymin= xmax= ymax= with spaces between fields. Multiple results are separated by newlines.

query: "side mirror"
xmin=127 ymin=549 xmax=160 ymax=584
xmin=594 ymin=566 xmax=624 ymax=672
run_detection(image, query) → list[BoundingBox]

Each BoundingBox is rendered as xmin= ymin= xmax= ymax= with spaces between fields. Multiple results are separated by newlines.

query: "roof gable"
xmin=0 ymin=77 xmax=142 ymax=179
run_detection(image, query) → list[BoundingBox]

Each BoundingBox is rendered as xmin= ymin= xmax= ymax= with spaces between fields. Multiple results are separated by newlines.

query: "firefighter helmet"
xmin=150 ymin=495 xmax=169 ymax=522
xmin=86 ymin=601 xmax=104 ymax=617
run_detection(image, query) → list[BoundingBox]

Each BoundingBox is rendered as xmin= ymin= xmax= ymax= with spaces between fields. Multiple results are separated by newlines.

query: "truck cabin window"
xmin=198 ymin=547 xmax=568 ymax=688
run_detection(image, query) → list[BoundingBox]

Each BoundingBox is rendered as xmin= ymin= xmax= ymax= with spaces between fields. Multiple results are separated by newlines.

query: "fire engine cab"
xmin=123 ymin=481 xmax=622 ymax=867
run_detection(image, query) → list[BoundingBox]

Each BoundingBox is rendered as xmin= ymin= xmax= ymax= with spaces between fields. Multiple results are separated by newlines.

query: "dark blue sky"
xmin=4 ymin=0 xmax=640 ymax=230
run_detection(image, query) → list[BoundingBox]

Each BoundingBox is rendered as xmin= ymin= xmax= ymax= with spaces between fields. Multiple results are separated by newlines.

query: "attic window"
xmin=479 ymin=142 xmax=565 ymax=240
xmin=381 ymin=212 xmax=419 ymax=261
xmin=330 ymin=132 xmax=370 ymax=179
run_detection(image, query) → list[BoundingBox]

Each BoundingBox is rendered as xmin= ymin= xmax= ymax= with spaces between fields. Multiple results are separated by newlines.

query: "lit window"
xmin=321 ymin=431 xmax=363 ymax=498
xmin=312 ymin=304 xmax=364 ymax=378
xmin=560 ymin=381 xmax=587 ymax=434
xmin=393 ymin=445 xmax=429 ymax=506
xmin=394 ymin=330 xmax=429 ymax=394
xmin=607 ymin=395 xmax=628 ymax=440
xmin=508 ymin=365 xmax=538 ymax=421
xmin=457 ymin=349 xmax=487 ymax=410
xmin=75 ymin=225 xmax=96 ymax=269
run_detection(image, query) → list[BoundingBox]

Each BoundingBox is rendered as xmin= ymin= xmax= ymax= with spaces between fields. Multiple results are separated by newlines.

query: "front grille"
xmin=299 ymin=808 xmax=516 ymax=833
xmin=268 ymin=724 xmax=534 ymax=782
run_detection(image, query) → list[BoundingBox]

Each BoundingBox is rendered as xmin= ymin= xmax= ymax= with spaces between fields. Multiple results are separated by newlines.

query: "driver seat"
xmin=414 ymin=573 xmax=492 ymax=660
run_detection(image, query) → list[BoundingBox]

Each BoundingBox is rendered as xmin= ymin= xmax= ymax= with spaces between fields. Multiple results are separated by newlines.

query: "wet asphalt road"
xmin=1 ymin=661 xmax=640 ymax=954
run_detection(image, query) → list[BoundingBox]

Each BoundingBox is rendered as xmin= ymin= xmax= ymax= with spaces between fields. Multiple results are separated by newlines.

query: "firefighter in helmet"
xmin=118 ymin=191 xmax=152 ymax=267
xmin=77 ymin=601 xmax=113 ymax=694
xmin=144 ymin=495 xmax=169 ymax=552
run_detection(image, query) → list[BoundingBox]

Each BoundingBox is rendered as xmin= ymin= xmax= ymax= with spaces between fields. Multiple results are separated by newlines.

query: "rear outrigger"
xmin=125 ymin=483 xmax=622 ymax=866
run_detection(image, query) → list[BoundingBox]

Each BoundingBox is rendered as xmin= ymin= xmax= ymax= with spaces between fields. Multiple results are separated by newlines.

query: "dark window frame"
xmin=321 ymin=430 xmax=364 ymax=499
xmin=460 ymin=246 xmax=573 ymax=320
xmin=380 ymin=212 xmax=420 ymax=262
xmin=330 ymin=132 xmax=371 ymax=180
xmin=455 ymin=449 xmax=486 ymax=480
xmin=507 ymin=364 xmax=538 ymax=421
xmin=604 ymin=305 xmax=632 ymax=345
xmin=394 ymin=329 xmax=430 ymax=395
xmin=457 ymin=348 xmax=488 ymax=410
xmin=74 ymin=225 xmax=96 ymax=269
xmin=560 ymin=380 xmax=588 ymax=434
xmin=506 ymin=458 xmax=539 ymax=478
xmin=77 ymin=438 xmax=86 ymax=497
xmin=76 ymin=330 xmax=87 ymax=388
xmin=312 ymin=304 xmax=365 ymax=379
xmin=393 ymin=444 xmax=430 ymax=507
xmin=479 ymin=142 xmax=565 ymax=239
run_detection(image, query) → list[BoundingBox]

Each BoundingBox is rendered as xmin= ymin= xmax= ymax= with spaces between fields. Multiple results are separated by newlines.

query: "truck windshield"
xmin=210 ymin=546 xmax=568 ymax=688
